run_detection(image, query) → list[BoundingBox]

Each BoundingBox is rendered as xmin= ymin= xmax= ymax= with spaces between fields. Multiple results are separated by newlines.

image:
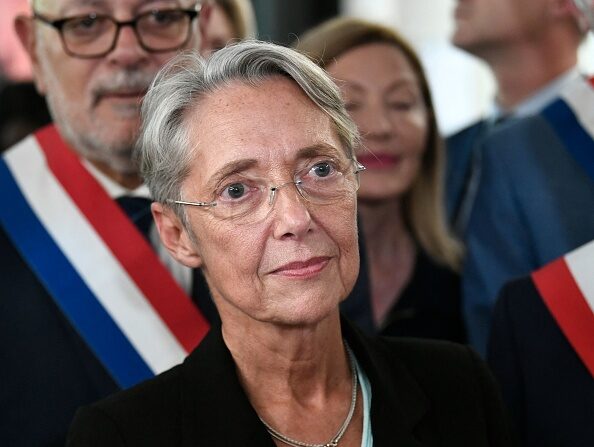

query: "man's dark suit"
xmin=0 ymin=226 xmax=118 ymax=447
xmin=488 ymin=277 xmax=594 ymax=447
xmin=463 ymin=107 xmax=594 ymax=354
xmin=67 ymin=320 xmax=514 ymax=446
xmin=445 ymin=119 xmax=490 ymax=235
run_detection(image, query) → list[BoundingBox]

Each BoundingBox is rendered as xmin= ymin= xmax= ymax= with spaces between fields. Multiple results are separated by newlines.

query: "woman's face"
xmin=177 ymin=77 xmax=360 ymax=327
xmin=328 ymin=42 xmax=429 ymax=202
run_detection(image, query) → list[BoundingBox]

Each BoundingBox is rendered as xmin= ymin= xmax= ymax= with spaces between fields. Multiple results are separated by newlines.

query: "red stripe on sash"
xmin=35 ymin=125 xmax=209 ymax=352
xmin=532 ymin=258 xmax=594 ymax=378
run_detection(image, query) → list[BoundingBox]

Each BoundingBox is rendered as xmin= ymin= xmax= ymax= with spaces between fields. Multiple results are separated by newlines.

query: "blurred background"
xmin=2 ymin=0 xmax=593 ymax=136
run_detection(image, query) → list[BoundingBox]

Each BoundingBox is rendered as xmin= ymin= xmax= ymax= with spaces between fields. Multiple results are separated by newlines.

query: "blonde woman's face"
xmin=328 ymin=43 xmax=428 ymax=202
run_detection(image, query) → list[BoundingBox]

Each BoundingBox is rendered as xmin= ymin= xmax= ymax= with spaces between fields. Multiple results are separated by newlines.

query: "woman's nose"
xmin=269 ymin=183 xmax=313 ymax=240
xmin=359 ymin=102 xmax=392 ymax=139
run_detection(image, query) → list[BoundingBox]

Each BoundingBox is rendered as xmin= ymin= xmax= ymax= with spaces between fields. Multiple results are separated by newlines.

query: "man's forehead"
xmin=35 ymin=0 xmax=192 ymax=14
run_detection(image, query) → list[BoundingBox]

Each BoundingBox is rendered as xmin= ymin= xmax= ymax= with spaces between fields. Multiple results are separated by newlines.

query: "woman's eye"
xmin=222 ymin=183 xmax=246 ymax=200
xmin=344 ymin=102 xmax=360 ymax=112
xmin=388 ymin=101 xmax=413 ymax=111
xmin=310 ymin=162 xmax=335 ymax=178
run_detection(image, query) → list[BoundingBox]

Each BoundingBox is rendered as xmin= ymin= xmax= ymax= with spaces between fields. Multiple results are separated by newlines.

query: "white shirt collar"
xmin=82 ymin=158 xmax=151 ymax=199
xmin=490 ymin=66 xmax=581 ymax=121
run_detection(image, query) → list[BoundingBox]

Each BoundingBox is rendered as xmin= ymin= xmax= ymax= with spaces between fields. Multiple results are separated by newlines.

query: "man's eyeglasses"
xmin=170 ymin=159 xmax=366 ymax=226
xmin=33 ymin=7 xmax=200 ymax=59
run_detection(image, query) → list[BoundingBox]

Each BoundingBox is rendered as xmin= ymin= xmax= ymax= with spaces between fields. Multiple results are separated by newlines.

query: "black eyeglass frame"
xmin=32 ymin=7 xmax=200 ymax=59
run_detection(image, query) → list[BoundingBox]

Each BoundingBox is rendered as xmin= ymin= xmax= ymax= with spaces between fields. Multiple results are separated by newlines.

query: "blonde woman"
xmin=296 ymin=18 xmax=465 ymax=342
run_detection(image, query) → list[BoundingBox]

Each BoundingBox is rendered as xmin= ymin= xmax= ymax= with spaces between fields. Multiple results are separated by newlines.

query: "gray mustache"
xmin=92 ymin=70 xmax=156 ymax=101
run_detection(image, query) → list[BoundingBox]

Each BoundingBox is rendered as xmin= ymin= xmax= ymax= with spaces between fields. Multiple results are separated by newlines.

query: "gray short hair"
xmin=136 ymin=40 xmax=359 ymax=223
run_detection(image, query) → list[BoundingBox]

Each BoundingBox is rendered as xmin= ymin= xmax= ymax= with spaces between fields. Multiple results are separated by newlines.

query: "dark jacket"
xmin=68 ymin=320 xmax=514 ymax=446
xmin=488 ymin=277 xmax=594 ymax=447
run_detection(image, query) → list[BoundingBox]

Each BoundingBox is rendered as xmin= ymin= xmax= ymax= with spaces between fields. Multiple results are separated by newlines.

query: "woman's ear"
xmin=151 ymin=202 xmax=203 ymax=268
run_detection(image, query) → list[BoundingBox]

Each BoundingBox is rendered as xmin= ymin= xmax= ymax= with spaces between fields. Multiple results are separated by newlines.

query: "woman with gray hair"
xmin=67 ymin=41 xmax=513 ymax=446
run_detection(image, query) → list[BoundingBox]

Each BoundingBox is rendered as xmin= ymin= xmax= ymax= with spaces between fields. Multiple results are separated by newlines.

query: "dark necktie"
xmin=116 ymin=196 xmax=153 ymax=242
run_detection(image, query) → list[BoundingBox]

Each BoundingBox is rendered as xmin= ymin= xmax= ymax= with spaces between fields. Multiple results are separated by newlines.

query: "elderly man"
xmin=0 ymin=1 xmax=212 ymax=445
xmin=447 ymin=0 xmax=585 ymax=233
xmin=455 ymin=0 xmax=594 ymax=354
xmin=486 ymin=3 xmax=594 ymax=445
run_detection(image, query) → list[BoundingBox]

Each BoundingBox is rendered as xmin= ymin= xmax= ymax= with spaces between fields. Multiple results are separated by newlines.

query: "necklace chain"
xmin=258 ymin=344 xmax=358 ymax=447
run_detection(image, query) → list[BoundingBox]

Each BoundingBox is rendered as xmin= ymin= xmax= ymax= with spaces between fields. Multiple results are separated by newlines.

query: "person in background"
xmin=487 ymin=3 xmax=594 ymax=446
xmin=447 ymin=0 xmax=585 ymax=236
xmin=201 ymin=0 xmax=257 ymax=55
xmin=0 ymin=81 xmax=51 ymax=151
xmin=67 ymin=40 xmax=514 ymax=447
xmin=0 ymin=1 xmax=211 ymax=445
xmin=462 ymin=0 xmax=594 ymax=355
xmin=295 ymin=17 xmax=465 ymax=343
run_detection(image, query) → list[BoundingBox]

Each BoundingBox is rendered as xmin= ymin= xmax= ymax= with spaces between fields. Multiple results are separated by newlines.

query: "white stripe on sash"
xmin=5 ymin=137 xmax=187 ymax=374
xmin=565 ymin=239 xmax=594 ymax=317
xmin=560 ymin=77 xmax=594 ymax=140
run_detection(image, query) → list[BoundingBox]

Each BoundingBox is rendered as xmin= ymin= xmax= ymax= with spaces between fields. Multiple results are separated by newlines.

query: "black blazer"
xmin=488 ymin=277 xmax=594 ymax=447
xmin=68 ymin=320 xmax=513 ymax=446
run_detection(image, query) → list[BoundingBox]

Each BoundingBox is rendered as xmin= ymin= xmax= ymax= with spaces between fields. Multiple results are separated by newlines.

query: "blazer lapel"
xmin=342 ymin=319 xmax=432 ymax=446
xmin=177 ymin=325 xmax=275 ymax=446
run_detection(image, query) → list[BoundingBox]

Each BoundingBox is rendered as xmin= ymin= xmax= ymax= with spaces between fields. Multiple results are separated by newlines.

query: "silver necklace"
xmin=258 ymin=344 xmax=358 ymax=447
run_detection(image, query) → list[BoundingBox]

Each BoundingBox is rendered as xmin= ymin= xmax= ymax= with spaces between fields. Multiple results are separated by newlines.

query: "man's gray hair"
xmin=136 ymin=40 xmax=359 ymax=222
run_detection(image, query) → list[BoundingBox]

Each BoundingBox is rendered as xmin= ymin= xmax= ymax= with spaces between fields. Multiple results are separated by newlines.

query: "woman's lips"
xmin=271 ymin=257 xmax=330 ymax=278
xmin=357 ymin=154 xmax=401 ymax=169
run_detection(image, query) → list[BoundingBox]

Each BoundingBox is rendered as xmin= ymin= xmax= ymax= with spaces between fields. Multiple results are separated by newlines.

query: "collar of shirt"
xmin=81 ymin=158 xmax=151 ymax=200
xmin=489 ymin=66 xmax=581 ymax=123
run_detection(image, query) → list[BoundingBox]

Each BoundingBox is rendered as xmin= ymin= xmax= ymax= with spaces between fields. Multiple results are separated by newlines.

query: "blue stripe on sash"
xmin=542 ymin=99 xmax=594 ymax=183
xmin=0 ymin=157 xmax=153 ymax=388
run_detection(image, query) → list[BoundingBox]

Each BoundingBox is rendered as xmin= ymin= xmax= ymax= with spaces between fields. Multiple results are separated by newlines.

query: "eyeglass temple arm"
xmin=169 ymin=199 xmax=217 ymax=208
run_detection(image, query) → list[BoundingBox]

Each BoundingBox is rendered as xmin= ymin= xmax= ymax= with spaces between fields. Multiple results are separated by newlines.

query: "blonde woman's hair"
xmin=295 ymin=17 xmax=463 ymax=270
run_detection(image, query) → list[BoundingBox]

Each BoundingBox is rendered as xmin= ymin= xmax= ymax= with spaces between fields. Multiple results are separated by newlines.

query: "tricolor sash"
xmin=532 ymin=240 xmax=594 ymax=378
xmin=541 ymin=76 xmax=594 ymax=183
xmin=0 ymin=125 xmax=209 ymax=388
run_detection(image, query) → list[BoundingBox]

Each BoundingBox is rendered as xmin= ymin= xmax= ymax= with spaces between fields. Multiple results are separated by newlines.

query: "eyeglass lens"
xmin=61 ymin=10 xmax=194 ymax=57
xmin=209 ymin=164 xmax=360 ymax=225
